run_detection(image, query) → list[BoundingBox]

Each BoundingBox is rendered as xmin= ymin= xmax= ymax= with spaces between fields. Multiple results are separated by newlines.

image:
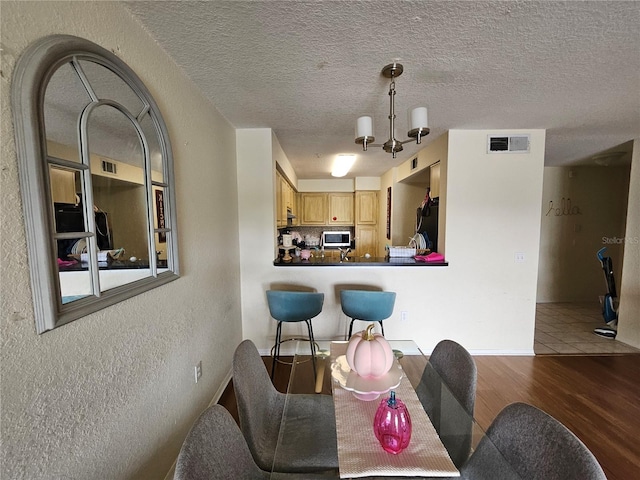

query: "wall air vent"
xmin=488 ymin=134 xmax=530 ymax=153
xmin=101 ymin=159 xmax=117 ymax=175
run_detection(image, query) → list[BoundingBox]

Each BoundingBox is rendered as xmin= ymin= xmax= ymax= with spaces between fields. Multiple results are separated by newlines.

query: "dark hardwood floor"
xmin=218 ymin=353 xmax=640 ymax=480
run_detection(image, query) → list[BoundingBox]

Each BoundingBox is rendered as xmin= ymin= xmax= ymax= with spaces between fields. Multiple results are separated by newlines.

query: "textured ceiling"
xmin=125 ymin=0 xmax=640 ymax=178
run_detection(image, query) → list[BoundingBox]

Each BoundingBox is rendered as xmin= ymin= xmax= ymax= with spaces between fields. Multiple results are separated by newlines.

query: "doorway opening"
xmin=535 ymin=141 xmax=638 ymax=354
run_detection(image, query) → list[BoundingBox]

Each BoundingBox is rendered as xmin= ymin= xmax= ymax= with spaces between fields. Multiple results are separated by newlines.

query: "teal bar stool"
xmin=266 ymin=290 xmax=324 ymax=380
xmin=341 ymin=290 xmax=396 ymax=339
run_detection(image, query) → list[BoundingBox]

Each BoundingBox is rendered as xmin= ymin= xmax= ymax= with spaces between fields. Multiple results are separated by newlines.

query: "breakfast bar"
xmin=273 ymin=256 xmax=448 ymax=267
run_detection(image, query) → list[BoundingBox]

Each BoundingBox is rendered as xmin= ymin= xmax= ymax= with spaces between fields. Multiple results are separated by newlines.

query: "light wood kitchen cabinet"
xmin=355 ymin=191 xmax=379 ymax=256
xmin=290 ymin=191 xmax=299 ymax=226
xmin=300 ymin=193 xmax=327 ymax=225
xmin=281 ymin=177 xmax=290 ymax=224
xmin=49 ymin=166 xmax=77 ymax=204
xmin=276 ymin=171 xmax=298 ymax=227
xmin=300 ymin=192 xmax=355 ymax=226
xmin=429 ymin=162 xmax=441 ymax=198
xmin=327 ymin=193 xmax=354 ymax=225
xmin=355 ymin=225 xmax=378 ymax=257
xmin=355 ymin=191 xmax=378 ymax=225
xmin=276 ymin=172 xmax=284 ymax=227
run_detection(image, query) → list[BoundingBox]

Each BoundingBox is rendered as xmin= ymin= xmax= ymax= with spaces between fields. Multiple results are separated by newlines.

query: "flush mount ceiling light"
xmin=332 ymin=154 xmax=356 ymax=177
xmin=355 ymin=63 xmax=429 ymax=159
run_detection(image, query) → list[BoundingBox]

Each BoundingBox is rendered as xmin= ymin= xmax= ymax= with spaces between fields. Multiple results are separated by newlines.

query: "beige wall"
xmin=617 ymin=139 xmax=640 ymax=348
xmin=445 ymin=129 xmax=545 ymax=349
xmin=237 ymin=129 xmax=546 ymax=357
xmin=1 ymin=2 xmax=240 ymax=479
xmin=298 ymin=178 xmax=355 ymax=192
xmin=537 ymin=165 xmax=631 ymax=302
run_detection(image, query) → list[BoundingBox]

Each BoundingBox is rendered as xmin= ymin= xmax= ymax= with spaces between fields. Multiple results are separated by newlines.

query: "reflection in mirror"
xmin=153 ymin=187 xmax=168 ymax=265
xmin=87 ymin=105 xmax=152 ymax=291
xmin=13 ymin=35 xmax=179 ymax=333
xmin=139 ymin=113 xmax=164 ymax=183
xmin=44 ymin=62 xmax=89 ymax=164
xmin=59 ymin=269 xmax=92 ymax=304
xmin=79 ymin=60 xmax=144 ymax=117
xmin=154 ymin=232 xmax=169 ymax=269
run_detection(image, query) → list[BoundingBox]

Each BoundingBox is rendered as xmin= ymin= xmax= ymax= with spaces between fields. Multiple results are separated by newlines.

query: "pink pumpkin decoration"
xmin=374 ymin=390 xmax=412 ymax=454
xmin=346 ymin=324 xmax=394 ymax=378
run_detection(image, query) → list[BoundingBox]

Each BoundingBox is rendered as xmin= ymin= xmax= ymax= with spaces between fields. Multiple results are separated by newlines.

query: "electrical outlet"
xmin=194 ymin=361 xmax=202 ymax=383
xmin=515 ymin=252 xmax=525 ymax=263
xmin=401 ymin=311 xmax=409 ymax=322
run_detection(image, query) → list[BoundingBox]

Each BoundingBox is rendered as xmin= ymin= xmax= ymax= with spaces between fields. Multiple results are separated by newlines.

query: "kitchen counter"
xmin=273 ymin=256 xmax=447 ymax=266
xmin=58 ymin=259 xmax=168 ymax=271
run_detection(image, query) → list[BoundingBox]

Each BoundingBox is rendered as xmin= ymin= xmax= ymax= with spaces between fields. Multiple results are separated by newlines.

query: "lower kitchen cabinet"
xmin=355 ymin=224 xmax=378 ymax=257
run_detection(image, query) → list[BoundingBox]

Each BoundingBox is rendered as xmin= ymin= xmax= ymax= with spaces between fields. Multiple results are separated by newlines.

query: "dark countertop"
xmin=59 ymin=260 xmax=168 ymax=271
xmin=273 ymin=256 xmax=448 ymax=267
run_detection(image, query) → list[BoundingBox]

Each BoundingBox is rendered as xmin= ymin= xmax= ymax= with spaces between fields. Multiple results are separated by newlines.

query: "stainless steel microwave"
xmin=322 ymin=231 xmax=351 ymax=248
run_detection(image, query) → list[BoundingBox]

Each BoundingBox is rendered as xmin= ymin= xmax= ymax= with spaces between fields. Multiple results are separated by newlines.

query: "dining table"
xmin=271 ymin=339 xmax=521 ymax=479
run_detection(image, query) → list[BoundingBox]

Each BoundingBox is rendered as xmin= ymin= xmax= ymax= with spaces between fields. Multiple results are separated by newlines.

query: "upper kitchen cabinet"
xmin=355 ymin=191 xmax=378 ymax=225
xmin=355 ymin=191 xmax=378 ymax=256
xmin=276 ymin=171 xmax=284 ymax=227
xmin=276 ymin=170 xmax=298 ymax=227
xmin=300 ymin=192 xmax=355 ymax=226
xmin=49 ymin=166 xmax=77 ymax=204
xmin=328 ymin=193 xmax=354 ymax=225
xmin=300 ymin=192 xmax=327 ymax=225
xmin=429 ymin=161 xmax=441 ymax=198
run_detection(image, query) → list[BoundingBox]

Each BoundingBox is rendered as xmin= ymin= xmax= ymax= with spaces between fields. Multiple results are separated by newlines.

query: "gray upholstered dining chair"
xmin=415 ymin=339 xmax=477 ymax=468
xmin=459 ymin=402 xmax=607 ymax=480
xmin=232 ymin=339 xmax=339 ymax=474
xmin=174 ymin=404 xmax=336 ymax=480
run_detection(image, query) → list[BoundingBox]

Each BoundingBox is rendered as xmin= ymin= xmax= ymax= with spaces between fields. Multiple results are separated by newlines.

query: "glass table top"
xmin=269 ymin=340 xmax=522 ymax=479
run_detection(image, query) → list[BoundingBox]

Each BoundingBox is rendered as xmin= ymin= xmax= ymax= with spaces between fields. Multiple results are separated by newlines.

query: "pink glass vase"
xmin=373 ymin=390 xmax=412 ymax=454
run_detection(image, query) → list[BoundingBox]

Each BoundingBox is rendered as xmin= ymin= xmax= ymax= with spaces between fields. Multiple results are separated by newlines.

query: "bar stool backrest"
xmin=267 ymin=291 xmax=324 ymax=322
xmin=340 ymin=290 xmax=396 ymax=321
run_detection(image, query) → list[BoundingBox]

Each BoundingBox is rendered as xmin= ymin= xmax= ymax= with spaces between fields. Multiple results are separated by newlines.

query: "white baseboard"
xmin=163 ymin=368 xmax=233 ymax=480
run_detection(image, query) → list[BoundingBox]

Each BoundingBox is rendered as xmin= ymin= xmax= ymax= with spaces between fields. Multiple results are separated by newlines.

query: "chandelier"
xmin=355 ymin=63 xmax=429 ymax=158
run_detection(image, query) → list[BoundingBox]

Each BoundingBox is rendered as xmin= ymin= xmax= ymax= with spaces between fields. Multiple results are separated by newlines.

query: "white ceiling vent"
xmin=487 ymin=134 xmax=530 ymax=153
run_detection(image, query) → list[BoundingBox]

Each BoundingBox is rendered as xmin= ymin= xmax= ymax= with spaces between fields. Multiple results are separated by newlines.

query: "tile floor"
xmin=534 ymin=302 xmax=640 ymax=354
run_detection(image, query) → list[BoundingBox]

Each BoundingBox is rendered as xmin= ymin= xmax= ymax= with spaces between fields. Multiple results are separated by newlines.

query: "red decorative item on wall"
xmin=373 ymin=390 xmax=412 ymax=454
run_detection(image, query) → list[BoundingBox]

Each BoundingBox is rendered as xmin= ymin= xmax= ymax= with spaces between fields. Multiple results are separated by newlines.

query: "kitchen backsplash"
xmin=277 ymin=226 xmax=354 ymax=248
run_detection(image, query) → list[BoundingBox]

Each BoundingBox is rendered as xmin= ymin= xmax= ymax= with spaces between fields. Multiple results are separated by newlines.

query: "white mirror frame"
xmin=11 ymin=35 xmax=179 ymax=334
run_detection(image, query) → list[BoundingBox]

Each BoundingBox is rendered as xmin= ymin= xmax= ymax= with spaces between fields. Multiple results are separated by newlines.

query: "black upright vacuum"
xmin=594 ymin=247 xmax=617 ymax=339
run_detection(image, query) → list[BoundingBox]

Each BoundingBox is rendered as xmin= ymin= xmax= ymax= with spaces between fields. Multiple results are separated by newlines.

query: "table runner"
xmin=331 ymin=343 xmax=459 ymax=478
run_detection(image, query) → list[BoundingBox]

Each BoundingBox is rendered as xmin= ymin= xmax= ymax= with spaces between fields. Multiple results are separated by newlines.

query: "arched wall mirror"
xmin=12 ymin=35 xmax=179 ymax=333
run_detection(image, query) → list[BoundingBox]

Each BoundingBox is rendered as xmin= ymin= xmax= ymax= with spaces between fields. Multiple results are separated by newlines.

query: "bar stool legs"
xmin=348 ymin=318 xmax=384 ymax=339
xmin=270 ymin=319 xmax=317 ymax=380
